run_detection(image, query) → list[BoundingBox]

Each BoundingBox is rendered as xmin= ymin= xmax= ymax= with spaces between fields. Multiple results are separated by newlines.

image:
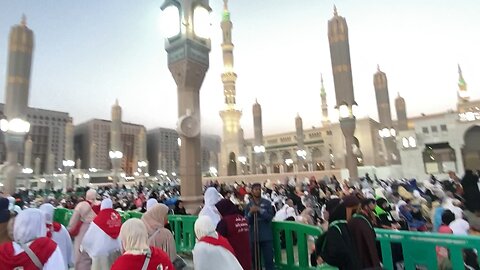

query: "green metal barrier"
xmin=168 ymin=215 xmax=198 ymax=253
xmin=53 ymin=208 xmax=70 ymax=227
xmin=126 ymin=211 xmax=143 ymax=219
xmin=376 ymin=229 xmax=480 ymax=270
xmin=272 ymin=221 xmax=323 ymax=270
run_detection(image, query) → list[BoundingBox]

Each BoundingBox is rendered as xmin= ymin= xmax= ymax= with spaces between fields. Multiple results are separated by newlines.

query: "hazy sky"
xmin=0 ymin=0 xmax=479 ymax=139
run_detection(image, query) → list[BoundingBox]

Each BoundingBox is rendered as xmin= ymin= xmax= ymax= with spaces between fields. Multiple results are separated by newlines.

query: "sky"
xmin=0 ymin=0 xmax=479 ymax=139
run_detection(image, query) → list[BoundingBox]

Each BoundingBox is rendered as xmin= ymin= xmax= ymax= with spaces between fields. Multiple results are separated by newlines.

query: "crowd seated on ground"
xmin=0 ymin=169 xmax=479 ymax=269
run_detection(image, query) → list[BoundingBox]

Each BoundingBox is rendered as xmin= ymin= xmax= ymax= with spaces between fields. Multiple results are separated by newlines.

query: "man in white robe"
xmin=199 ymin=187 xmax=223 ymax=227
xmin=40 ymin=203 xmax=74 ymax=269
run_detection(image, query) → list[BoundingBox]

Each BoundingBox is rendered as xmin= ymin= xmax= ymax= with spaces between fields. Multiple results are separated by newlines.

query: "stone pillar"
xmin=340 ymin=117 xmax=358 ymax=181
xmin=23 ymin=136 xmax=32 ymax=169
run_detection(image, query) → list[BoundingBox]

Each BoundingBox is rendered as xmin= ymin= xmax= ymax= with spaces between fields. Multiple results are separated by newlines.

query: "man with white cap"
xmin=40 ymin=203 xmax=74 ymax=269
xmin=82 ymin=198 xmax=122 ymax=270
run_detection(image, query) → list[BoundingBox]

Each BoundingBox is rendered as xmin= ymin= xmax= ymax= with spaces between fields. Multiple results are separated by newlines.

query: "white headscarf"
xmin=101 ymin=198 xmax=113 ymax=210
xmin=199 ymin=187 xmax=223 ymax=227
xmin=86 ymin=189 xmax=97 ymax=201
xmin=39 ymin=203 xmax=55 ymax=224
xmin=119 ymin=218 xmax=149 ymax=254
xmin=146 ymin=198 xmax=158 ymax=211
xmin=194 ymin=216 xmax=217 ymax=240
xmin=14 ymin=208 xmax=47 ymax=244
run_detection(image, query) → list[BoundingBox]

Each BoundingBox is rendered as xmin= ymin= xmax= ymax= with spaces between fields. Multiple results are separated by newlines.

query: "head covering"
xmin=141 ymin=203 xmax=169 ymax=233
xmin=39 ymin=203 xmax=55 ymax=224
xmin=215 ymin=199 xmax=238 ymax=217
xmin=120 ymin=218 xmax=149 ymax=253
xmin=204 ymin=187 xmax=223 ymax=206
xmin=86 ymin=189 xmax=97 ymax=201
xmin=100 ymin=198 xmax=113 ymax=210
xmin=199 ymin=188 xmax=223 ymax=227
xmin=0 ymin=198 xmax=10 ymax=223
xmin=14 ymin=208 xmax=47 ymax=244
xmin=195 ymin=215 xmax=217 ymax=240
xmin=146 ymin=198 xmax=158 ymax=211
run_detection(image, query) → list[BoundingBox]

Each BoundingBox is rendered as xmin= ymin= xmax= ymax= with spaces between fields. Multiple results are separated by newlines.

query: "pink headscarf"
xmin=141 ymin=204 xmax=177 ymax=261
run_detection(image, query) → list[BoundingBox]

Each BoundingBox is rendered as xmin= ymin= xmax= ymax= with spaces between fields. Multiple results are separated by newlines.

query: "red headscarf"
xmin=93 ymin=208 xmax=122 ymax=239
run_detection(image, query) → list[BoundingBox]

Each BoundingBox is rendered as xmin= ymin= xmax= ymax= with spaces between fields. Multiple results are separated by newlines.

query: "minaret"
xmin=3 ymin=15 xmax=34 ymax=194
xmin=373 ymin=65 xmax=393 ymax=128
xmin=137 ymin=128 xmax=148 ymax=173
xmin=457 ymin=64 xmax=469 ymax=103
xmin=110 ymin=99 xmax=122 ymax=185
xmin=320 ymin=74 xmax=330 ymax=126
xmin=46 ymin=152 xmax=54 ymax=174
xmin=328 ymin=6 xmax=358 ymax=181
xmin=252 ymin=99 xmax=264 ymax=174
xmin=295 ymin=114 xmax=306 ymax=171
xmin=89 ymin=142 xmax=97 ymax=169
xmin=395 ymin=92 xmax=408 ymax=131
xmin=64 ymin=119 xmax=74 ymax=163
xmin=374 ymin=66 xmax=400 ymax=164
xmin=219 ymin=0 xmax=243 ymax=176
xmin=23 ymin=136 xmax=32 ymax=170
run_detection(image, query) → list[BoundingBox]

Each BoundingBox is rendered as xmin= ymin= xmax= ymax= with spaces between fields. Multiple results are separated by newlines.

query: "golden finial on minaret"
xmin=333 ymin=5 xmax=338 ymax=16
xmin=223 ymin=0 xmax=228 ymax=11
xmin=377 ymin=64 xmax=380 ymax=72
xmin=20 ymin=14 xmax=27 ymax=26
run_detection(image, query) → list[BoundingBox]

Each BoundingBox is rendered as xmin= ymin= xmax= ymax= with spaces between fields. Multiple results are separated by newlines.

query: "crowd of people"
xmin=0 ymin=169 xmax=479 ymax=269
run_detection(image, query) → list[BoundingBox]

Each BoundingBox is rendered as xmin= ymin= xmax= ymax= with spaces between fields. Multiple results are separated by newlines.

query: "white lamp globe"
xmin=193 ymin=6 xmax=211 ymax=39
xmin=162 ymin=5 xmax=181 ymax=38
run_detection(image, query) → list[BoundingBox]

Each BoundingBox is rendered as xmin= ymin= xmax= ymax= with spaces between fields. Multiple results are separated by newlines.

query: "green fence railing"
xmin=376 ymin=229 xmax=480 ymax=270
xmin=53 ymin=209 xmax=480 ymax=270
xmin=168 ymin=215 xmax=198 ymax=253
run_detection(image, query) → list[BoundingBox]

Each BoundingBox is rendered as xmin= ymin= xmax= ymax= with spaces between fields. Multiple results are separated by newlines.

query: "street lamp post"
xmin=161 ymin=0 xmax=211 ymax=211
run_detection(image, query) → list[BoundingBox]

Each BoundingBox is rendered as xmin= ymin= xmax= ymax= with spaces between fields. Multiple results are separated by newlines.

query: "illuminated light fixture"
xmin=40 ymin=178 xmax=47 ymax=183
xmin=177 ymin=138 xmax=181 ymax=147
xmin=402 ymin=137 xmax=409 ymax=148
xmin=83 ymin=174 xmax=90 ymax=179
xmin=238 ymin=156 xmax=247 ymax=164
xmin=351 ymin=104 xmax=359 ymax=117
xmin=285 ymin=158 xmax=293 ymax=166
xmin=134 ymin=172 xmax=140 ymax=176
xmin=22 ymin=168 xmax=33 ymax=174
xmin=193 ymin=5 xmax=211 ymax=39
xmin=120 ymin=173 xmax=126 ymax=178
xmin=89 ymin=168 xmax=98 ymax=172
xmin=338 ymin=105 xmax=349 ymax=119
xmin=171 ymin=172 xmax=177 ymax=177
xmin=296 ymin=149 xmax=307 ymax=158
xmin=209 ymin=167 xmax=218 ymax=175
xmin=408 ymin=136 xmax=416 ymax=148
xmin=109 ymin=151 xmax=123 ymax=159
xmin=0 ymin=118 xmax=30 ymax=133
xmin=62 ymin=160 xmax=75 ymax=167
xmin=137 ymin=161 xmax=148 ymax=167
xmin=161 ymin=5 xmax=181 ymax=38
xmin=254 ymin=145 xmax=266 ymax=153
xmin=144 ymin=173 xmax=150 ymax=177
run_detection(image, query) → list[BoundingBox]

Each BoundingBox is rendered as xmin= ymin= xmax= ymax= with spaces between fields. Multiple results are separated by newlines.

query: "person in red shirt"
xmin=111 ymin=218 xmax=173 ymax=270
xmin=216 ymin=198 xmax=252 ymax=270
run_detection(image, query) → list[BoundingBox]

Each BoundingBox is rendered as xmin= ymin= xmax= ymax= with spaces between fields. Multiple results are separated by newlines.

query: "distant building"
xmin=147 ymin=127 xmax=221 ymax=176
xmin=0 ymin=104 xmax=70 ymax=173
xmin=74 ymin=119 xmax=145 ymax=175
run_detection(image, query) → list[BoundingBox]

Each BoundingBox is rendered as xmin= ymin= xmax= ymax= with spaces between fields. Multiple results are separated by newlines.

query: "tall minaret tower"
xmin=374 ymin=66 xmax=400 ymax=164
xmin=320 ymin=74 xmax=330 ymax=126
xmin=3 ymin=16 xmax=34 ymax=194
xmin=110 ymin=99 xmax=123 ymax=185
xmin=328 ymin=6 xmax=358 ymax=181
xmin=395 ymin=93 xmax=408 ymax=131
xmin=219 ymin=0 xmax=243 ymax=176
xmin=252 ymin=99 xmax=264 ymax=174
xmin=457 ymin=64 xmax=469 ymax=104
xmin=295 ymin=114 xmax=306 ymax=171
xmin=374 ymin=65 xmax=393 ymax=128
